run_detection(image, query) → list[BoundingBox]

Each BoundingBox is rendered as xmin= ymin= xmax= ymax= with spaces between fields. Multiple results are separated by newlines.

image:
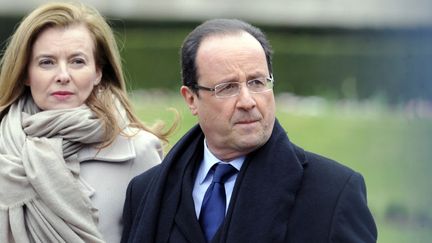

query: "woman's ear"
xmin=94 ymin=68 xmax=102 ymax=86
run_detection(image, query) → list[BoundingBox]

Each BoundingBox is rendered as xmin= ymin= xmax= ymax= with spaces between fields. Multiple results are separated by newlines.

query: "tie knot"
xmin=212 ymin=163 xmax=237 ymax=183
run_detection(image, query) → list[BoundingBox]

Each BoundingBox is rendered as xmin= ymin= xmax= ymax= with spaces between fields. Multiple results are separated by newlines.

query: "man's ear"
xmin=180 ymin=85 xmax=198 ymax=116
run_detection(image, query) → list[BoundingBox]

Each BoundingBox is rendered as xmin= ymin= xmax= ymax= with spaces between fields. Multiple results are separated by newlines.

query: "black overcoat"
xmin=121 ymin=120 xmax=377 ymax=243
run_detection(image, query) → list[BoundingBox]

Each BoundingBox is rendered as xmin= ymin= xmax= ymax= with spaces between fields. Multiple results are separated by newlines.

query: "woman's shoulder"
xmin=126 ymin=127 xmax=161 ymax=146
xmin=125 ymin=127 xmax=164 ymax=160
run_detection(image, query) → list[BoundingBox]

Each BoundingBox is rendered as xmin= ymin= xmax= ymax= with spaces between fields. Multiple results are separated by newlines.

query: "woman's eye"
xmin=72 ymin=58 xmax=85 ymax=65
xmin=39 ymin=59 xmax=54 ymax=66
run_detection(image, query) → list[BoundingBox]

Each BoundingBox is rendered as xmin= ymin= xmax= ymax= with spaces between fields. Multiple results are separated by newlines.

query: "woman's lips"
xmin=52 ymin=91 xmax=73 ymax=100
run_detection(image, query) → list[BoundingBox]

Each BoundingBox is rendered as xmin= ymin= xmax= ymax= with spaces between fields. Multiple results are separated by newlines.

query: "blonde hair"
xmin=0 ymin=2 xmax=174 ymax=146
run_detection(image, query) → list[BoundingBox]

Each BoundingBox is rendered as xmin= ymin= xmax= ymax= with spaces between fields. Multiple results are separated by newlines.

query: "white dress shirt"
xmin=192 ymin=139 xmax=244 ymax=218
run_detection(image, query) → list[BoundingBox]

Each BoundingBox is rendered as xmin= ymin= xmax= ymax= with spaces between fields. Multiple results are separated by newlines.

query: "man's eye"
xmin=215 ymin=82 xmax=239 ymax=96
xmin=222 ymin=83 xmax=238 ymax=90
xmin=249 ymin=79 xmax=265 ymax=87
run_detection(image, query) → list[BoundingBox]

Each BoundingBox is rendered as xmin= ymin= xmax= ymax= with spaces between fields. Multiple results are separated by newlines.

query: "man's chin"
xmin=236 ymin=134 xmax=266 ymax=151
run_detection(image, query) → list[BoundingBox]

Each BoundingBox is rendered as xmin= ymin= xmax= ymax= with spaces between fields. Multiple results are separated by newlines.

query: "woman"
xmin=0 ymin=2 xmax=172 ymax=243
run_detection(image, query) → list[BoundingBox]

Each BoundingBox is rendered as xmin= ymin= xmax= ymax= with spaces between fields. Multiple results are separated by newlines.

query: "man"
xmin=121 ymin=19 xmax=377 ymax=243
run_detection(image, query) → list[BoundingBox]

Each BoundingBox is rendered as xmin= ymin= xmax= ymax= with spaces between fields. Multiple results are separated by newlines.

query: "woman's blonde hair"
xmin=0 ymin=2 xmax=174 ymax=146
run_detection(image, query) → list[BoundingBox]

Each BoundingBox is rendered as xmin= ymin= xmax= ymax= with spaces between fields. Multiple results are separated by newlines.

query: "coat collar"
xmin=216 ymin=120 xmax=305 ymax=242
xmin=77 ymin=129 xmax=136 ymax=162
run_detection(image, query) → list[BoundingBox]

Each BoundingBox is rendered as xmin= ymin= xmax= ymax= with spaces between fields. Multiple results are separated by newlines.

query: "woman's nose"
xmin=56 ymin=64 xmax=70 ymax=84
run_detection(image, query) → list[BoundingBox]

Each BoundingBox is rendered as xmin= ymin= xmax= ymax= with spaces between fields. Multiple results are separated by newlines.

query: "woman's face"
xmin=26 ymin=24 xmax=102 ymax=110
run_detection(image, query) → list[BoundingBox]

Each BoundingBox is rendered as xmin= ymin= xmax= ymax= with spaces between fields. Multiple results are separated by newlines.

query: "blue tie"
xmin=199 ymin=163 xmax=237 ymax=242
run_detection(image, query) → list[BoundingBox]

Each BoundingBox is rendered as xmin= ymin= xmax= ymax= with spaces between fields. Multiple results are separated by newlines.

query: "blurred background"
xmin=1 ymin=0 xmax=431 ymax=242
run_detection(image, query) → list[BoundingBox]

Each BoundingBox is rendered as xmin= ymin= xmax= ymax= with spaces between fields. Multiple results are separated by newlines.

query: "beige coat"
xmin=78 ymin=128 xmax=162 ymax=243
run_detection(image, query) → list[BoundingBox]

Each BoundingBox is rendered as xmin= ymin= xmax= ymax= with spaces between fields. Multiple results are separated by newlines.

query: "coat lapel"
xmin=129 ymin=125 xmax=204 ymax=243
xmin=174 ymin=158 xmax=207 ymax=243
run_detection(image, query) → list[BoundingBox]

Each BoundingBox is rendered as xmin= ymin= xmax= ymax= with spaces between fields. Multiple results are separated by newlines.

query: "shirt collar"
xmin=197 ymin=138 xmax=244 ymax=185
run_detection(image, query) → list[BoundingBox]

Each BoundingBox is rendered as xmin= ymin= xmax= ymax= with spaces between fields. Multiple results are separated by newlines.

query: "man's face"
xmin=181 ymin=32 xmax=275 ymax=161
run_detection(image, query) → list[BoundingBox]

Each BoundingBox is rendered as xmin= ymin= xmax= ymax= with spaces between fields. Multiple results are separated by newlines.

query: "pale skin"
xmin=25 ymin=24 xmax=102 ymax=110
xmin=181 ymin=32 xmax=276 ymax=161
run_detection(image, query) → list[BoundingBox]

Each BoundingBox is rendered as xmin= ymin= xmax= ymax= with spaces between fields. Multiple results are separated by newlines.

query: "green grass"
xmin=131 ymin=91 xmax=432 ymax=243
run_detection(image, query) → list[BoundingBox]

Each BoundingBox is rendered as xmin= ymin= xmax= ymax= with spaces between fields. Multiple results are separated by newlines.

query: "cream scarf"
xmin=0 ymin=97 xmax=106 ymax=243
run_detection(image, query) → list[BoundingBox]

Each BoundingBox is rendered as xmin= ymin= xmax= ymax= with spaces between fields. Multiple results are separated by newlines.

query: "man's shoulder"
xmin=289 ymin=147 xmax=376 ymax=242
xmin=293 ymin=146 xmax=365 ymax=198
xmin=293 ymin=146 xmax=366 ymax=206
xmin=129 ymin=164 xmax=163 ymax=193
xmin=299 ymin=147 xmax=358 ymax=183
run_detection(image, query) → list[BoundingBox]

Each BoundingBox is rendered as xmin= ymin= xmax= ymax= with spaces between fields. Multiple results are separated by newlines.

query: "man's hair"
xmin=180 ymin=19 xmax=273 ymax=91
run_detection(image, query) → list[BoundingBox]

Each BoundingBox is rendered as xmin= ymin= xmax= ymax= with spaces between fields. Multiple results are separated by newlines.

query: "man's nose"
xmin=236 ymin=83 xmax=256 ymax=110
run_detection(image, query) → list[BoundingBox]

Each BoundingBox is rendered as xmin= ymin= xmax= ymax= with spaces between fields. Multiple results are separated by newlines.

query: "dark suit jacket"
xmin=121 ymin=121 xmax=377 ymax=243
